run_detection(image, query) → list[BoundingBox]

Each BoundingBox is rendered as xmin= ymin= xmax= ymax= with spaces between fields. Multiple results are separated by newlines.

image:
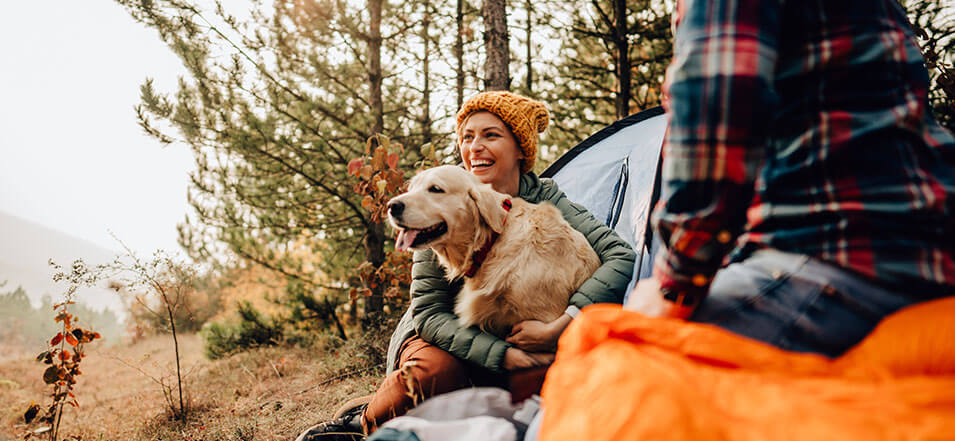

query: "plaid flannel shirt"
xmin=653 ymin=0 xmax=955 ymax=306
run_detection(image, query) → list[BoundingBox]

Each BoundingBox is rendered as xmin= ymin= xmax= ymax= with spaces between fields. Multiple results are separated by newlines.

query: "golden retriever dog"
xmin=387 ymin=165 xmax=600 ymax=338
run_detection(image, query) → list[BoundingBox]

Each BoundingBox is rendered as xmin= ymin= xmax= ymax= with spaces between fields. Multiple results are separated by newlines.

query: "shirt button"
xmin=692 ymin=274 xmax=708 ymax=286
xmin=822 ymin=285 xmax=838 ymax=296
xmin=717 ymin=230 xmax=732 ymax=244
xmin=771 ymin=270 xmax=783 ymax=279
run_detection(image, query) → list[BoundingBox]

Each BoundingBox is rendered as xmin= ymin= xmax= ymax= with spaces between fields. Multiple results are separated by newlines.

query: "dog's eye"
xmin=428 ymin=185 xmax=444 ymax=193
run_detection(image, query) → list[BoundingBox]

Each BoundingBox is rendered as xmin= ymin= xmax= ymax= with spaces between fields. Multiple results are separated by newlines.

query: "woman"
xmin=297 ymin=91 xmax=635 ymax=441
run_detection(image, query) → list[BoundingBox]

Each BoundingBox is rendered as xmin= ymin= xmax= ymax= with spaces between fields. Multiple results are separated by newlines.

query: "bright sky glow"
xmin=0 ymin=1 xmax=196 ymax=257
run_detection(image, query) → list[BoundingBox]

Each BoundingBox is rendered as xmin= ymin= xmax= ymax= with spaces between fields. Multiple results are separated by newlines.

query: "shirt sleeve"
xmin=652 ymin=0 xmax=780 ymax=305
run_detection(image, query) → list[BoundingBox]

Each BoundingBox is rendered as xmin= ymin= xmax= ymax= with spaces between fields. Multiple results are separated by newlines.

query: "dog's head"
xmin=387 ymin=165 xmax=510 ymax=252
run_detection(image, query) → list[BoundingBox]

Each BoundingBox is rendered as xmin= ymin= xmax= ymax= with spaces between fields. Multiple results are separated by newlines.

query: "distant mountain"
xmin=0 ymin=211 xmax=124 ymax=316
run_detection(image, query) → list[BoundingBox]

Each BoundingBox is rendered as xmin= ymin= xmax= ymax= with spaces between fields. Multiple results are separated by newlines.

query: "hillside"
xmin=0 ymin=211 xmax=123 ymax=315
xmin=0 ymin=334 xmax=380 ymax=441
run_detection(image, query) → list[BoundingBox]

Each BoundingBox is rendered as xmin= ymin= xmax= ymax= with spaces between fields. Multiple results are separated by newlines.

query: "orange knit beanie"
xmin=456 ymin=91 xmax=550 ymax=174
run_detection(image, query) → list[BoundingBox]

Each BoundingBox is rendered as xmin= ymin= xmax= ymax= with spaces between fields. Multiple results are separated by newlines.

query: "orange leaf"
xmin=359 ymin=164 xmax=374 ymax=180
xmin=348 ymin=158 xmax=364 ymax=176
xmin=372 ymin=147 xmax=386 ymax=169
xmin=65 ymin=333 xmax=78 ymax=346
xmin=60 ymin=350 xmax=71 ymax=361
xmin=387 ymin=152 xmax=399 ymax=170
xmin=50 ymin=333 xmax=63 ymax=346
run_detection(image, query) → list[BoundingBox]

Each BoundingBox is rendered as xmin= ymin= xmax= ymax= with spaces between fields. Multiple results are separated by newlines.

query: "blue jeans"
xmin=691 ymin=249 xmax=914 ymax=357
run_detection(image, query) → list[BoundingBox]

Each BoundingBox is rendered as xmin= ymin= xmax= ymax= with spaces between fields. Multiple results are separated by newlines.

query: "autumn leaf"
xmin=348 ymin=158 xmax=364 ymax=176
xmin=60 ymin=350 xmax=71 ymax=361
xmin=42 ymin=367 xmax=59 ymax=384
xmin=387 ymin=152 xmax=399 ymax=170
xmin=372 ymin=146 xmax=386 ymax=169
xmin=50 ymin=333 xmax=63 ymax=346
xmin=359 ymin=164 xmax=374 ymax=180
xmin=376 ymin=179 xmax=387 ymax=194
xmin=65 ymin=333 xmax=78 ymax=346
xmin=23 ymin=403 xmax=40 ymax=424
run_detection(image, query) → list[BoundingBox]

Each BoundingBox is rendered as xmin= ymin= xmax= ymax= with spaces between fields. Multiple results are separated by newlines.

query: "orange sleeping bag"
xmin=539 ymin=297 xmax=955 ymax=441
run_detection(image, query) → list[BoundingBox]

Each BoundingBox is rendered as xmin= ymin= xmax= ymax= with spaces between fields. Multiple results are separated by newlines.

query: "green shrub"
xmin=200 ymin=301 xmax=283 ymax=359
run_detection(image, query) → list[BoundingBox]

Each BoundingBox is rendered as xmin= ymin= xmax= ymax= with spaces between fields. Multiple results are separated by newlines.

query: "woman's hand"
xmin=503 ymin=347 xmax=555 ymax=371
xmin=506 ymin=313 xmax=572 ymax=352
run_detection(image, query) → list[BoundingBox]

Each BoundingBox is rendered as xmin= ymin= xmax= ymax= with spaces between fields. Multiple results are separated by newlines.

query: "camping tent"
xmin=540 ymin=106 xmax=667 ymax=297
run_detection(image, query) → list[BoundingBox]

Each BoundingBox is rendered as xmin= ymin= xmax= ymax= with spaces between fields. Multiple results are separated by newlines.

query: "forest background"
xmin=1 ymin=0 xmax=952 ymax=440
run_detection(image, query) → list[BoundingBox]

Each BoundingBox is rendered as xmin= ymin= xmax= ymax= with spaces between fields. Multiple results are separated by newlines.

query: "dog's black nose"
xmin=388 ymin=200 xmax=404 ymax=218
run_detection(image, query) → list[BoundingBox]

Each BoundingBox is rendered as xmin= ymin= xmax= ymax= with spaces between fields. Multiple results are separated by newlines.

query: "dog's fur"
xmin=387 ymin=165 xmax=600 ymax=338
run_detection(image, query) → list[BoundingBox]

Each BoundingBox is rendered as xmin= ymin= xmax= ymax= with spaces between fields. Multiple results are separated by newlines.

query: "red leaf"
xmin=50 ymin=333 xmax=63 ymax=346
xmin=387 ymin=153 xmax=399 ymax=170
xmin=65 ymin=333 xmax=78 ymax=347
xmin=60 ymin=350 xmax=71 ymax=361
xmin=348 ymin=158 xmax=364 ymax=176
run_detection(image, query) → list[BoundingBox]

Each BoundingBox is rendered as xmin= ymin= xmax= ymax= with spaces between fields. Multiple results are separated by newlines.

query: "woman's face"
xmin=459 ymin=111 xmax=524 ymax=195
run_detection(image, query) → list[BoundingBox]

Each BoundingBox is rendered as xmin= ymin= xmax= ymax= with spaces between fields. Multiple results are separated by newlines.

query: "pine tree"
xmin=902 ymin=0 xmax=955 ymax=131
xmin=116 ymin=0 xmax=423 ymax=322
xmin=540 ymin=0 xmax=671 ymax=153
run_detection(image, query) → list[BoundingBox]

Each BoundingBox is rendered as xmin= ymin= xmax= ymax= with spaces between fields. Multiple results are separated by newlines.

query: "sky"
xmin=0 ymin=1 xmax=198 ymax=257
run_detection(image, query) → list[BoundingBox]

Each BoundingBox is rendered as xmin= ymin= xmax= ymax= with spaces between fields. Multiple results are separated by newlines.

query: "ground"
xmin=0 ymin=334 xmax=380 ymax=441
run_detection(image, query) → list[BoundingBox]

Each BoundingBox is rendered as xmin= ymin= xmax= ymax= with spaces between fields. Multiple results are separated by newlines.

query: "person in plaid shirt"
xmin=628 ymin=0 xmax=955 ymax=356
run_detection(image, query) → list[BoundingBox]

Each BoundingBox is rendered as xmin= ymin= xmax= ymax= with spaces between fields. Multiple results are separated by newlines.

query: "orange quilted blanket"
xmin=539 ymin=298 xmax=955 ymax=441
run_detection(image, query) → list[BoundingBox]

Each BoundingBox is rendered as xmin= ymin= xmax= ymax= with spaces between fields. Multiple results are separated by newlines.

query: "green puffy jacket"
xmin=385 ymin=172 xmax=636 ymax=373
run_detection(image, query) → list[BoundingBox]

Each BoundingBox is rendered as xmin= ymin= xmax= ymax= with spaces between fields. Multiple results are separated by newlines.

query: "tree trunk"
xmin=456 ymin=0 xmax=466 ymax=107
xmin=613 ymin=0 xmax=631 ymax=119
xmin=422 ymin=0 xmax=433 ymax=145
xmin=482 ymin=0 xmax=510 ymax=90
xmin=363 ymin=222 xmax=385 ymax=315
xmin=366 ymin=0 xmax=385 ymax=315
xmin=369 ymin=0 xmax=384 ymax=136
xmin=525 ymin=0 xmax=533 ymax=93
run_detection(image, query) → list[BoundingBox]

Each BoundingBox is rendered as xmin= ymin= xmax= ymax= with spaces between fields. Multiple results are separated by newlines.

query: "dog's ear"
xmin=468 ymin=183 xmax=508 ymax=233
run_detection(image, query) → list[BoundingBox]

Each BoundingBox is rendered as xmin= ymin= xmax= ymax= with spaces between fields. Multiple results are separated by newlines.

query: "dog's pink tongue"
xmin=395 ymin=229 xmax=419 ymax=251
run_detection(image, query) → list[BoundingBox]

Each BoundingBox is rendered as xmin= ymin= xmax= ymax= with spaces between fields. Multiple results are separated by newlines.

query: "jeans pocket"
xmin=695 ymin=262 xmax=793 ymax=325
xmin=694 ymin=259 xmax=816 ymax=347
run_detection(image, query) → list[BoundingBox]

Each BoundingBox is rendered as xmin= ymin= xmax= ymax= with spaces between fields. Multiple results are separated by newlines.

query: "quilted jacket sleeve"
xmin=410 ymin=249 xmax=511 ymax=373
xmin=538 ymin=179 xmax=636 ymax=308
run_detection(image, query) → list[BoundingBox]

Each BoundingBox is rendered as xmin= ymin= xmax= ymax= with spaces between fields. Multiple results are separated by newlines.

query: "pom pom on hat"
xmin=456 ymin=91 xmax=549 ymax=174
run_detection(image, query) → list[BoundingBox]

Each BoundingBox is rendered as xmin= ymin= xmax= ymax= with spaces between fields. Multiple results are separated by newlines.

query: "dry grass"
xmin=0 ymin=334 xmax=381 ymax=441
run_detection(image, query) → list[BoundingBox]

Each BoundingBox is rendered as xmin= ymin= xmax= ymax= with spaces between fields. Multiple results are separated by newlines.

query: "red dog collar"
xmin=465 ymin=199 xmax=511 ymax=277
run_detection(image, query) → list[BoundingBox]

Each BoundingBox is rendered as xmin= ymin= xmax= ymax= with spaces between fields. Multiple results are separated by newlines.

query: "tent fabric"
xmin=538 ymin=297 xmax=955 ymax=441
xmin=542 ymin=107 xmax=667 ymax=288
